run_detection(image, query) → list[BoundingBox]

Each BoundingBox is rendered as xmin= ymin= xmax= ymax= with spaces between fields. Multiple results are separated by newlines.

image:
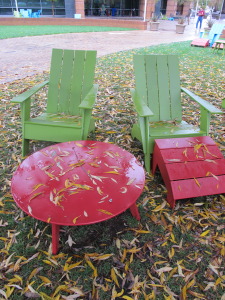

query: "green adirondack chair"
xmin=12 ymin=49 xmax=98 ymax=156
xmin=131 ymin=54 xmax=223 ymax=172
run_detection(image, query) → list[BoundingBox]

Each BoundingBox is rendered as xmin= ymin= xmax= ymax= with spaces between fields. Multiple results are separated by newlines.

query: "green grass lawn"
xmin=0 ymin=41 xmax=225 ymax=299
xmin=0 ymin=25 xmax=137 ymax=39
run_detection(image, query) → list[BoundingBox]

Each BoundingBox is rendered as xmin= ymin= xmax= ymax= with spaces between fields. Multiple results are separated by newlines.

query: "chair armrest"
xmin=131 ymin=88 xmax=154 ymax=117
xmin=222 ymin=99 xmax=225 ymax=109
xmin=11 ymin=80 xmax=49 ymax=104
xmin=79 ymin=84 xmax=98 ymax=109
xmin=181 ymin=87 xmax=223 ymax=114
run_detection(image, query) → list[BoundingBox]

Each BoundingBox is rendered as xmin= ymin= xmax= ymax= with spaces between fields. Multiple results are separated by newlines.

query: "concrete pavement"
xmin=0 ymin=19 xmax=199 ymax=84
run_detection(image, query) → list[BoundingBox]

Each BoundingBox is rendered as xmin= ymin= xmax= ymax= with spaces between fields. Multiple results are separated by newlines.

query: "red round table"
xmin=11 ymin=141 xmax=145 ymax=254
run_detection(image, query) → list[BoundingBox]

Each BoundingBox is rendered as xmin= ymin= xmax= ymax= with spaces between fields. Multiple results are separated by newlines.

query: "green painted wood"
xmin=70 ymin=50 xmax=86 ymax=115
xmin=81 ymin=109 xmax=92 ymax=139
xmin=58 ymin=49 xmax=76 ymax=114
xmin=156 ymin=55 xmax=171 ymax=120
xmin=130 ymin=88 xmax=153 ymax=117
xmin=167 ymin=55 xmax=182 ymax=120
xmin=11 ymin=81 xmax=49 ymax=103
xmin=27 ymin=113 xmax=82 ymax=126
xmin=149 ymin=120 xmax=203 ymax=136
xmin=21 ymin=98 xmax=31 ymax=122
xmin=47 ymin=49 xmax=64 ymax=113
xmin=181 ymin=87 xmax=223 ymax=113
xmin=133 ymin=55 xmax=148 ymax=107
xmin=21 ymin=99 xmax=31 ymax=157
xmin=134 ymin=55 xmax=183 ymax=122
xmin=145 ymin=55 xmax=160 ymax=121
xmin=24 ymin=123 xmax=83 ymax=142
xmin=131 ymin=54 xmax=224 ymax=173
xmin=222 ymin=99 xmax=225 ymax=108
xmin=22 ymin=139 xmax=29 ymax=157
xmin=81 ymin=84 xmax=98 ymax=139
xmin=200 ymin=108 xmax=211 ymax=135
xmin=82 ymin=50 xmax=97 ymax=98
xmin=11 ymin=49 xmax=98 ymax=156
xmin=79 ymin=84 xmax=98 ymax=109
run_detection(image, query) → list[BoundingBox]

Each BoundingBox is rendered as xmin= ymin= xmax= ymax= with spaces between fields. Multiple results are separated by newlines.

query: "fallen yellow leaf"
xmin=98 ymin=209 xmax=113 ymax=216
xmin=194 ymin=177 xmax=201 ymax=187
xmin=200 ymin=230 xmax=210 ymax=237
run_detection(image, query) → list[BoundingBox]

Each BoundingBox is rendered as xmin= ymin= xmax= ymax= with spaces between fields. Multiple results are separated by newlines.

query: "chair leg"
xmin=222 ymin=98 xmax=225 ymax=109
xmin=144 ymin=153 xmax=151 ymax=173
xmin=22 ymin=139 xmax=29 ymax=157
xmin=145 ymin=138 xmax=155 ymax=174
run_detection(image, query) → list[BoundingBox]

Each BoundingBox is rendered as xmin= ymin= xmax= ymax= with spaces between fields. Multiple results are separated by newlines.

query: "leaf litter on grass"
xmin=0 ymin=41 xmax=225 ymax=299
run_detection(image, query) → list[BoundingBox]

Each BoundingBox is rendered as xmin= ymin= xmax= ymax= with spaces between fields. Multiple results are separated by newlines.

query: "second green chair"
xmin=131 ymin=54 xmax=223 ymax=172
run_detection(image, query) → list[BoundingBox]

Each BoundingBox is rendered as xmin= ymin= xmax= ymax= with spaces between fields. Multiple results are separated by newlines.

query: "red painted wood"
xmin=158 ymin=146 xmax=223 ymax=164
xmin=212 ymin=41 xmax=225 ymax=50
xmin=166 ymin=159 xmax=225 ymax=180
xmin=11 ymin=141 xmax=145 ymax=253
xmin=129 ymin=203 xmax=141 ymax=221
xmin=154 ymin=136 xmax=215 ymax=149
xmin=152 ymin=137 xmax=221 ymax=172
xmin=152 ymin=136 xmax=225 ymax=208
xmin=191 ymin=39 xmax=210 ymax=47
xmin=171 ymin=175 xmax=225 ymax=200
xmin=52 ymin=224 xmax=60 ymax=255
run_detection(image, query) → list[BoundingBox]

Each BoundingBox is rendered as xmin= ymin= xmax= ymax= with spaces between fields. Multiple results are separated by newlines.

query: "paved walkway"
xmin=0 ymin=20 xmax=199 ymax=84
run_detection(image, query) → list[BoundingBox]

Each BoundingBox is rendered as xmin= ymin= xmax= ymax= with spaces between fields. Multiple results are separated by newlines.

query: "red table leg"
xmin=130 ymin=203 xmax=141 ymax=220
xmin=52 ymin=224 xmax=60 ymax=255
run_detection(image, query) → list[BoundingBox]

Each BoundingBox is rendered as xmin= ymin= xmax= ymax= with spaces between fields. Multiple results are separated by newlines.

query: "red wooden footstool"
xmin=152 ymin=136 xmax=225 ymax=208
xmin=11 ymin=141 xmax=145 ymax=254
xmin=191 ymin=38 xmax=209 ymax=47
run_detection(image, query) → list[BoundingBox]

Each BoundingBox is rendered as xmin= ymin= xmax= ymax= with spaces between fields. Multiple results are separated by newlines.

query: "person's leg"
xmin=196 ymin=17 xmax=199 ymax=28
xmin=199 ymin=16 xmax=203 ymax=29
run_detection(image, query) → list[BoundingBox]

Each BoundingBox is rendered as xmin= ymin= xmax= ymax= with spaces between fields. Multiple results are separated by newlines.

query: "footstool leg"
xmin=130 ymin=203 xmax=141 ymax=220
xmin=152 ymin=147 xmax=160 ymax=175
xmin=51 ymin=224 xmax=60 ymax=255
xmin=167 ymin=192 xmax=175 ymax=209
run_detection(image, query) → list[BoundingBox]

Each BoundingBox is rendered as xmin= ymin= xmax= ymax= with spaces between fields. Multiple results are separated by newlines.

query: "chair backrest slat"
xmin=167 ymin=55 xmax=182 ymax=120
xmin=133 ymin=54 xmax=182 ymax=122
xmin=82 ymin=50 xmax=98 ymax=96
xmin=145 ymin=55 xmax=160 ymax=120
xmin=47 ymin=49 xmax=64 ymax=113
xmin=155 ymin=55 xmax=171 ymax=120
xmin=208 ymin=23 xmax=224 ymax=41
xmin=133 ymin=54 xmax=149 ymax=104
xmin=58 ymin=49 xmax=75 ymax=114
xmin=69 ymin=50 xmax=86 ymax=115
xmin=47 ymin=49 xmax=97 ymax=115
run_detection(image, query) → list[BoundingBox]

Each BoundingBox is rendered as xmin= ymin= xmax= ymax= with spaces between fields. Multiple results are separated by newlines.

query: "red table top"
xmin=11 ymin=141 xmax=145 ymax=226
